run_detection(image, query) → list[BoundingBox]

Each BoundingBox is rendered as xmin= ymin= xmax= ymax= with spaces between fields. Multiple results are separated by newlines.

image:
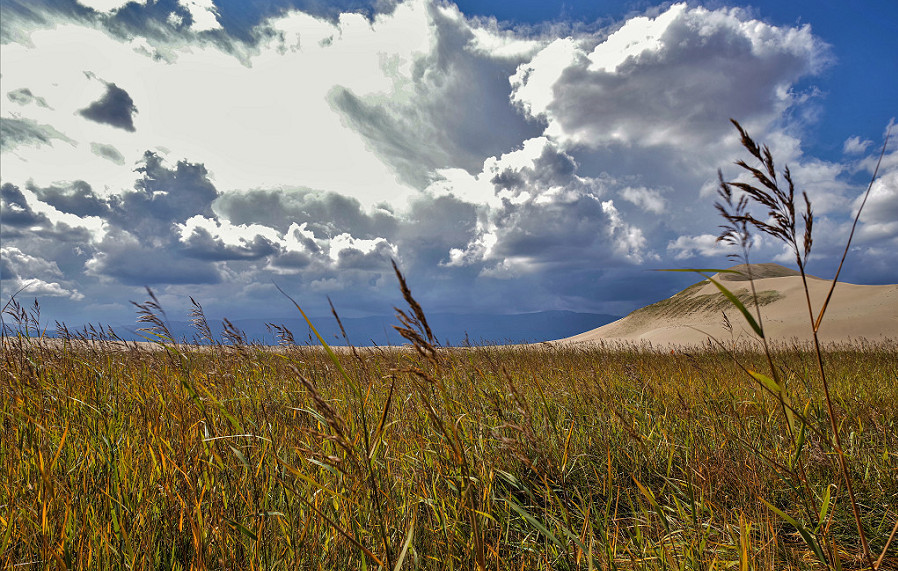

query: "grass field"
xmin=2 ymin=327 xmax=896 ymax=569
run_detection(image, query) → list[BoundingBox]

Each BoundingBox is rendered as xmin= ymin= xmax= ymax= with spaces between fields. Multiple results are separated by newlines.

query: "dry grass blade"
xmin=391 ymin=259 xmax=435 ymax=346
xmin=875 ymin=517 xmax=898 ymax=570
xmin=189 ymin=296 xmax=214 ymax=345
xmin=813 ymin=126 xmax=892 ymax=332
xmin=713 ymin=119 xmax=892 ymax=570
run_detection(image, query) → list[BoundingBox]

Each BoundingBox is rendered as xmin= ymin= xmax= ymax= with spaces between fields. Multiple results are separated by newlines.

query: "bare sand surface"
xmin=558 ymin=264 xmax=898 ymax=350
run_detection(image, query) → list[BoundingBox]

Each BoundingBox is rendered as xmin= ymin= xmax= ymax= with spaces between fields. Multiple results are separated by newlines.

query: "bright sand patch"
xmin=559 ymin=264 xmax=898 ymax=349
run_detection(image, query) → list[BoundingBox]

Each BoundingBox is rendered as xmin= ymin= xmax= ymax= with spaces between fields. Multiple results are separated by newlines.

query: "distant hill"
xmin=98 ymin=310 xmax=620 ymax=347
xmin=560 ymin=263 xmax=898 ymax=348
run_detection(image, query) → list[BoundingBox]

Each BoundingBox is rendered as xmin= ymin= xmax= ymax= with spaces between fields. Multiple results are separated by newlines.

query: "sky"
xmin=1 ymin=0 xmax=896 ymax=334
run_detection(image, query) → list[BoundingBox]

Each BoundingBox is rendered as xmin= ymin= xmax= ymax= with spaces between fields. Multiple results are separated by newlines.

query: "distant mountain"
xmin=560 ymin=263 xmax=898 ymax=347
xmin=96 ymin=310 xmax=620 ymax=347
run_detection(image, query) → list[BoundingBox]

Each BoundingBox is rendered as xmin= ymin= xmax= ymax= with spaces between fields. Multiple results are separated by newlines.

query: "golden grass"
xmin=2 ymin=333 xmax=896 ymax=569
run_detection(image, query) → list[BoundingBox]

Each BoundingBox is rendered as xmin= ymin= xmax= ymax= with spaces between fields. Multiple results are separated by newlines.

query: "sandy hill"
xmin=560 ymin=263 xmax=898 ymax=348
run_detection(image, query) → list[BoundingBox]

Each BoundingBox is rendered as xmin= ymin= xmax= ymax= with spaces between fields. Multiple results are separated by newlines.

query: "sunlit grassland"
xmin=2 ymin=334 xmax=895 ymax=569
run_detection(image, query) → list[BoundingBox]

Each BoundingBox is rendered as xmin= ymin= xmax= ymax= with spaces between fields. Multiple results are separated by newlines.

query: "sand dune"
xmin=560 ymin=263 xmax=898 ymax=348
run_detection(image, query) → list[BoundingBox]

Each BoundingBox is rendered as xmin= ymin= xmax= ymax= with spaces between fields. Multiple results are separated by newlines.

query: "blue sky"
xmin=1 ymin=0 xmax=896 ymax=335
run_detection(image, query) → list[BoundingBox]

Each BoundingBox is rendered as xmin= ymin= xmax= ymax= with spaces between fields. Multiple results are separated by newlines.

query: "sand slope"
xmin=561 ymin=263 xmax=898 ymax=348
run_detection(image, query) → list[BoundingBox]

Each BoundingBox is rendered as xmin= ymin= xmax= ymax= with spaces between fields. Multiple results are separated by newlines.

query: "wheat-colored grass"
xmin=1 ymin=331 xmax=896 ymax=569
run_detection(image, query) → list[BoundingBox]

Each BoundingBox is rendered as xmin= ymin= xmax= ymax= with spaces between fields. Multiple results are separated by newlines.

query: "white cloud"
xmin=667 ymin=234 xmax=733 ymax=260
xmin=467 ymin=22 xmax=543 ymax=59
xmin=77 ymin=0 xmax=144 ymax=12
xmin=447 ymin=231 xmax=497 ymax=267
xmin=2 ymin=246 xmax=64 ymax=278
xmin=509 ymin=37 xmax=578 ymax=120
xmin=843 ymin=136 xmax=872 ymax=155
xmin=510 ymin=3 xmax=828 ymax=150
xmin=855 ymin=158 xmax=898 ymax=237
xmin=19 ymin=279 xmax=85 ymax=300
xmin=587 ymin=3 xmax=685 ymax=73
xmin=601 ymin=199 xmax=650 ymax=263
xmin=178 ymin=0 xmax=221 ymax=32
xmin=1 ymin=247 xmax=84 ymax=300
xmin=620 ymin=186 xmax=665 ymax=213
xmin=178 ymin=215 xmax=281 ymax=246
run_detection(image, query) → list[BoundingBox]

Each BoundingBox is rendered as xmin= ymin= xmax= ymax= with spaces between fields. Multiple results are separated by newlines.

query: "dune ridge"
xmin=560 ymin=263 xmax=898 ymax=348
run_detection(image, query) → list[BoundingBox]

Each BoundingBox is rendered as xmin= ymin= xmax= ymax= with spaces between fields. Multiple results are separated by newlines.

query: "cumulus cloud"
xmin=328 ymin=235 xmax=395 ymax=270
xmin=1 ymin=183 xmax=52 ymax=229
xmin=31 ymin=180 xmax=111 ymax=217
xmin=1 ymin=247 xmax=84 ymax=300
xmin=511 ymin=3 xmax=829 ymax=150
xmin=619 ymin=186 xmax=665 ymax=214
xmin=854 ymin=152 xmax=898 ymax=244
xmin=667 ymin=234 xmax=733 ymax=260
xmin=441 ymin=137 xmax=652 ymax=274
xmin=2 ymin=246 xmax=64 ymax=279
xmin=178 ymin=216 xmax=281 ymax=261
xmin=12 ymin=278 xmax=84 ymax=300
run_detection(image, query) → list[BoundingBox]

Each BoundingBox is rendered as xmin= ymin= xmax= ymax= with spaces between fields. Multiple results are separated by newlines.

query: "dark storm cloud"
xmin=269 ymin=251 xmax=312 ymax=270
xmin=88 ymin=231 xmax=223 ymax=285
xmin=105 ymin=151 xmax=219 ymax=240
xmin=6 ymin=87 xmax=51 ymax=108
xmin=180 ymin=227 xmax=280 ymax=261
xmin=214 ymin=188 xmax=397 ymax=238
xmin=1 ymin=183 xmax=52 ymax=229
xmin=90 ymin=142 xmax=125 ymax=164
xmin=0 ymin=117 xmax=74 ymax=151
xmin=491 ymin=143 xmax=578 ymax=192
xmin=4 ymin=152 xmax=231 ymax=288
xmin=335 ymin=239 xmax=395 ymax=270
xmin=78 ymin=81 xmax=138 ymax=131
xmin=492 ymin=197 xmax=609 ymax=260
xmin=328 ymin=5 xmax=542 ymax=187
xmin=397 ymin=194 xmax=478 ymax=266
xmin=0 ymin=254 xmax=18 ymax=280
xmin=31 ymin=180 xmax=111 ymax=218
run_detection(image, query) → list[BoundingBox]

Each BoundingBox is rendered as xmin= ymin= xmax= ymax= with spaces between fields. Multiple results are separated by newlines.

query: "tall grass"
xmin=1 ymin=122 xmax=896 ymax=569
xmin=2 ymin=325 xmax=896 ymax=569
xmin=679 ymin=119 xmax=894 ymax=570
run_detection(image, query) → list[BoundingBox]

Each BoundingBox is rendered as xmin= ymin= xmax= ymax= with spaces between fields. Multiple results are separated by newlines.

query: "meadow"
xmin=2 ymin=314 xmax=896 ymax=569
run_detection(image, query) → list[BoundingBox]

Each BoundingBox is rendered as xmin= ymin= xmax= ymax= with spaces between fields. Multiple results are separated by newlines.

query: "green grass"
xmin=2 ymin=335 xmax=895 ymax=569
